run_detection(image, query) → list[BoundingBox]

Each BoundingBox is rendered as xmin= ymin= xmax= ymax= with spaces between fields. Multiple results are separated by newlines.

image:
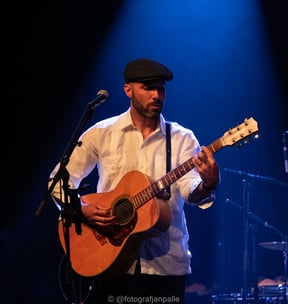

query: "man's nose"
xmin=152 ymin=89 xmax=162 ymax=99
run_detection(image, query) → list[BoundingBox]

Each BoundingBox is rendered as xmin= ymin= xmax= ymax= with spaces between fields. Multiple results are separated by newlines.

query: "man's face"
xmin=124 ymin=81 xmax=166 ymax=118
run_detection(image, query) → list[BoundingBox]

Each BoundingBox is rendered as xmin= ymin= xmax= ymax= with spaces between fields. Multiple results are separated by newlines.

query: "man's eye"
xmin=143 ymin=85 xmax=165 ymax=92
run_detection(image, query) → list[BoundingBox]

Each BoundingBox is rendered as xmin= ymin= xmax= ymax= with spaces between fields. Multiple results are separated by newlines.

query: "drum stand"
xmin=242 ymin=179 xmax=257 ymax=304
xmin=259 ymin=241 xmax=288 ymax=304
xmin=282 ymin=246 xmax=287 ymax=304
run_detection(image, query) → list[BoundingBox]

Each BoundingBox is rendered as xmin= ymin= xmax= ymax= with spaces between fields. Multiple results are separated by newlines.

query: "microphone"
xmin=283 ymin=130 xmax=288 ymax=174
xmin=89 ymin=89 xmax=109 ymax=109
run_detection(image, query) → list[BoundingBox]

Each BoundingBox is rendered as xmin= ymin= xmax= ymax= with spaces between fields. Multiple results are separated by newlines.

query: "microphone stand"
xmin=224 ymin=168 xmax=288 ymax=189
xmin=34 ymin=95 xmax=108 ymax=304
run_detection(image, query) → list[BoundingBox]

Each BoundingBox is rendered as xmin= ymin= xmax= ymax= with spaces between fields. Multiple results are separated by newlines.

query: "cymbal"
xmin=259 ymin=241 xmax=288 ymax=251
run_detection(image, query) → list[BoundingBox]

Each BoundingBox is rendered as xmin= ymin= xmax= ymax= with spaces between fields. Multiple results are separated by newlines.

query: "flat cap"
xmin=124 ymin=58 xmax=173 ymax=83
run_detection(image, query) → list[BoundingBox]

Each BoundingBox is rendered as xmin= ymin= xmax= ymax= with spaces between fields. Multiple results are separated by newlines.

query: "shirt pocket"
xmin=98 ymin=154 xmax=132 ymax=190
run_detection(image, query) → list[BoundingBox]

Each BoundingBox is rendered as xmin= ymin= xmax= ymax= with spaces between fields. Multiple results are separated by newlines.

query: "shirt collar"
xmin=118 ymin=108 xmax=168 ymax=136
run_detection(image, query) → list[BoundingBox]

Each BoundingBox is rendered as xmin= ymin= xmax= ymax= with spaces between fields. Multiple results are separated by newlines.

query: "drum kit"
xmin=211 ymin=133 xmax=288 ymax=303
xmin=210 ymin=163 xmax=288 ymax=304
xmin=211 ymin=241 xmax=288 ymax=303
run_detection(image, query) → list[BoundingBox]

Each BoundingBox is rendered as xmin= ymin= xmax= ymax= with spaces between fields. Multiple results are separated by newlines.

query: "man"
xmin=50 ymin=58 xmax=220 ymax=303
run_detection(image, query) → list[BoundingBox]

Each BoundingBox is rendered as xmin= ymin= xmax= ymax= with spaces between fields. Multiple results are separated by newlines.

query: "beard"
xmin=131 ymin=95 xmax=163 ymax=119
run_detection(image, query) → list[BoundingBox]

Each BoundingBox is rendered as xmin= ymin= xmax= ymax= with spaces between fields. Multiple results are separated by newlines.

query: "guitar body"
xmin=58 ymin=170 xmax=172 ymax=280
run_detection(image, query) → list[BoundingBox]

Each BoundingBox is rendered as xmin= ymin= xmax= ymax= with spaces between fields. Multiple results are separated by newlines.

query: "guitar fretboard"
xmin=131 ymin=138 xmax=223 ymax=209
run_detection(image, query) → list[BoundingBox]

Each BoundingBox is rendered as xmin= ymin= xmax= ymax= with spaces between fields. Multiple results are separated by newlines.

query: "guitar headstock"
xmin=221 ymin=117 xmax=259 ymax=148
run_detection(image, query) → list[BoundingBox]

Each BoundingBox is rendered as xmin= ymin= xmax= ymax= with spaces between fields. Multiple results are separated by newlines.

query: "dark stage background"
xmin=3 ymin=0 xmax=288 ymax=303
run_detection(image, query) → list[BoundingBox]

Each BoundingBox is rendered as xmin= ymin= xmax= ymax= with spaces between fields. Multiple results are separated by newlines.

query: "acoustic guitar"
xmin=58 ymin=117 xmax=259 ymax=281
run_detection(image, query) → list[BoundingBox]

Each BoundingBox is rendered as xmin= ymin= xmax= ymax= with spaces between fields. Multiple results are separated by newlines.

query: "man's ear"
xmin=123 ymin=83 xmax=132 ymax=98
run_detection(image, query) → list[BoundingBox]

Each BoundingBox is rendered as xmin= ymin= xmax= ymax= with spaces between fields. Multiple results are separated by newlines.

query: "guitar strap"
xmin=134 ymin=122 xmax=172 ymax=275
xmin=165 ymin=121 xmax=171 ymax=199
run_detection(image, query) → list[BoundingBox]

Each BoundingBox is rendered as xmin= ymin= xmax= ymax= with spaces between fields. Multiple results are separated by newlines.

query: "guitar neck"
xmin=131 ymin=116 xmax=259 ymax=210
xmin=132 ymin=137 xmax=223 ymax=209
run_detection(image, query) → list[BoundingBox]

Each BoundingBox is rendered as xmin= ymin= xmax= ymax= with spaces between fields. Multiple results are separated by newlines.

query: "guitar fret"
xmin=169 ymin=171 xmax=177 ymax=182
xmin=185 ymin=160 xmax=194 ymax=172
xmin=156 ymin=179 xmax=165 ymax=191
xmin=132 ymin=195 xmax=138 ymax=208
xmin=139 ymin=192 xmax=146 ymax=205
xmin=208 ymin=139 xmax=220 ymax=153
xmin=133 ymin=195 xmax=142 ymax=208
xmin=151 ymin=183 xmax=159 ymax=196
xmin=164 ymin=174 xmax=172 ymax=185
xmin=173 ymin=168 xmax=182 ymax=179
xmin=149 ymin=186 xmax=156 ymax=198
xmin=145 ymin=188 xmax=153 ymax=200
xmin=162 ymin=178 xmax=169 ymax=188
xmin=136 ymin=191 xmax=147 ymax=208
xmin=132 ymin=185 xmax=157 ymax=209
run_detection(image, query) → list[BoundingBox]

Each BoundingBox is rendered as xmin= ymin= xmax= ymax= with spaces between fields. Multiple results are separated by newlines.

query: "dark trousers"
xmin=87 ymin=273 xmax=187 ymax=304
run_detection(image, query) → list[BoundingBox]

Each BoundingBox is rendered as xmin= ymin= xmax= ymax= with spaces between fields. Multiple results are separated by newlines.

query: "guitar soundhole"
xmin=112 ymin=198 xmax=135 ymax=225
